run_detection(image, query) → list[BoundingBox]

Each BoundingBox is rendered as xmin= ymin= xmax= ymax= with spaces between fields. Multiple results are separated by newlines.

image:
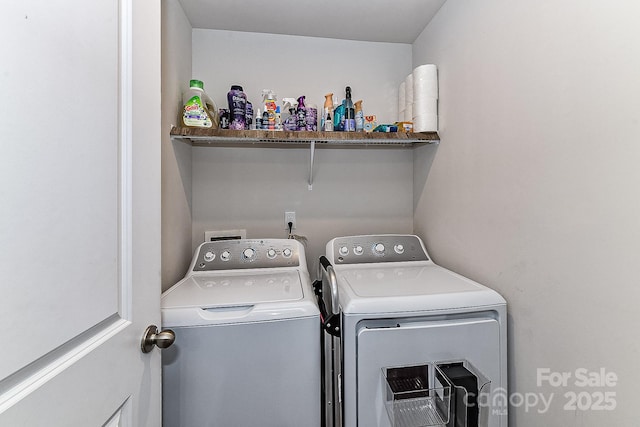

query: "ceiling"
xmin=178 ymin=0 xmax=447 ymax=44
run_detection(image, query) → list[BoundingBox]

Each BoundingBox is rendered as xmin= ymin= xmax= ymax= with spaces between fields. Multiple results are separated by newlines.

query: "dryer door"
xmin=356 ymin=315 xmax=504 ymax=427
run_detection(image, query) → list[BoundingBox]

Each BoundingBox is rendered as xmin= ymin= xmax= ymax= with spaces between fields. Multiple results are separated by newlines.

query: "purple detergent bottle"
xmin=227 ymin=85 xmax=247 ymax=130
xmin=296 ymin=96 xmax=306 ymax=131
xmin=245 ymin=101 xmax=253 ymax=130
xmin=305 ymin=103 xmax=317 ymax=131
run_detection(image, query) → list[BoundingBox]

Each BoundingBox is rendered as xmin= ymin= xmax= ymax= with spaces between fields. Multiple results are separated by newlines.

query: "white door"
xmin=0 ymin=0 xmax=162 ymax=425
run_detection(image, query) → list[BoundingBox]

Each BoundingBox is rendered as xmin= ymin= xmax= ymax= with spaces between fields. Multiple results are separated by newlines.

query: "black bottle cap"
xmin=231 ymin=85 xmax=243 ymax=91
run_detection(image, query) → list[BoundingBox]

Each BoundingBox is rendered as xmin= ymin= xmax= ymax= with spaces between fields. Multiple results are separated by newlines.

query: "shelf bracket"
xmin=308 ymin=140 xmax=315 ymax=190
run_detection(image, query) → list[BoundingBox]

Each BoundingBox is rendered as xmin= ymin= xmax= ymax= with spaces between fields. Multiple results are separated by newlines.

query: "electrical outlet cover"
xmin=284 ymin=212 xmax=296 ymax=230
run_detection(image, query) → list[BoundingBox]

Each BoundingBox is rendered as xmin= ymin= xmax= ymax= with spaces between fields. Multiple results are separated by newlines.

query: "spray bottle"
xmin=282 ymin=98 xmax=298 ymax=131
xmin=321 ymin=93 xmax=334 ymax=131
xmin=262 ymin=89 xmax=277 ymax=130
xmin=343 ymin=87 xmax=356 ymax=132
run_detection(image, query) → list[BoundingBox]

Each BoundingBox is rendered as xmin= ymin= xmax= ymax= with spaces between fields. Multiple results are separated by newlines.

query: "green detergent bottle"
xmin=181 ymin=80 xmax=217 ymax=128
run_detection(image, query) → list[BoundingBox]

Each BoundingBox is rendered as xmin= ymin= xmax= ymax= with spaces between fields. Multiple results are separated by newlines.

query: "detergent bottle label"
xmin=183 ymin=95 xmax=212 ymax=127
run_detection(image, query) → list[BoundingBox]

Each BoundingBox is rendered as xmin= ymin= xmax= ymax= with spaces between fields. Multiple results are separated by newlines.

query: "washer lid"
xmin=337 ymin=263 xmax=505 ymax=314
xmin=162 ymin=270 xmax=303 ymax=310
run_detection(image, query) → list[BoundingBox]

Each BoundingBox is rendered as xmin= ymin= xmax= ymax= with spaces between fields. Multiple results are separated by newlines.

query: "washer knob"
xmin=354 ymin=245 xmax=364 ymax=255
xmin=267 ymin=248 xmax=277 ymax=259
xmin=374 ymin=243 xmax=385 ymax=254
xmin=339 ymin=246 xmax=349 ymax=256
xmin=282 ymin=248 xmax=292 ymax=258
xmin=394 ymin=244 xmax=405 ymax=254
xmin=243 ymin=248 xmax=256 ymax=260
xmin=220 ymin=250 xmax=231 ymax=261
xmin=204 ymin=251 xmax=215 ymax=262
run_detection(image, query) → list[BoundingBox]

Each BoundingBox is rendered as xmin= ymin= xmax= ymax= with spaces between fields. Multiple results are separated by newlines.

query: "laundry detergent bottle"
xmin=296 ymin=96 xmax=307 ymax=131
xmin=227 ymin=85 xmax=247 ymax=130
xmin=182 ymin=79 xmax=215 ymax=128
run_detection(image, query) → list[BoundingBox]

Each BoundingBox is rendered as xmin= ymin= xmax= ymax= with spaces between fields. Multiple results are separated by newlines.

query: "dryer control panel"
xmin=192 ymin=239 xmax=300 ymax=271
xmin=329 ymin=235 xmax=429 ymax=264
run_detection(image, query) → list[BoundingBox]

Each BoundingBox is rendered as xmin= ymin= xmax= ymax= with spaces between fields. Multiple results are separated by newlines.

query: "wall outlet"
xmin=204 ymin=229 xmax=247 ymax=242
xmin=284 ymin=212 xmax=296 ymax=230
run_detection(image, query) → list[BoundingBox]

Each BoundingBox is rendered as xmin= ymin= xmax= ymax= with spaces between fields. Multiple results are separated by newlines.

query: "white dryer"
xmin=318 ymin=235 xmax=507 ymax=427
xmin=162 ymin=238 xmax=320 ymax=427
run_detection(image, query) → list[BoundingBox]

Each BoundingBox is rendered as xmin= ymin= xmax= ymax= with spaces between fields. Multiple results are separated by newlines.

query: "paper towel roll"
xmin=413 ymin=64 xmax=438 ymax=99
xmin=398 ymin=81 xmax=406 ymax=115
xmin=404 ymin=74 xmax=414 ymax=105
xmin=412 ymin=96 xmax=437 ymax=132
xmin=413 ymin=98 xmax=438 ymax=116
xmin=413 ymin=114 xmax=438 ymax=132
xmin=404 ymin=104 xmax=413 ymax=122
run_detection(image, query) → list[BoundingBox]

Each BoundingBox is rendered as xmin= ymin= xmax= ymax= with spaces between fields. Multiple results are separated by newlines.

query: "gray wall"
xmin=192 ymin=146 xmax=414 ymax=275
xmin=161 ymin=0 xmax=193 ymax=289
xmin=191 ymin=29 xmax=412 ymax=125
xmin=413 ymin=0 xmax=640 ymax=425
xmin=190 ymin=30 xmax=414 ymax=273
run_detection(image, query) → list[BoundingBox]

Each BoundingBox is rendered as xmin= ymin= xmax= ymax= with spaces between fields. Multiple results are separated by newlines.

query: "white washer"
xmin=319 ymin=235 xmax=507 ymax=427
xmin=162 ymin=238 xmax=320 ymax=427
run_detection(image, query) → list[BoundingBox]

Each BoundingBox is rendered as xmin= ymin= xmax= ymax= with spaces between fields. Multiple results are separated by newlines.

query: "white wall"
xmin=413 ymin=0 xmax=640 ymax=425
xmin=191 ymin=30 xmax=414 ymax=271
xmin=161 ymin=0 xmax=193 ymax=290
xmin=192 ymin=146 xmax=414 ymax=273
xmin=192 ymin=29 xmax=411 ymax=124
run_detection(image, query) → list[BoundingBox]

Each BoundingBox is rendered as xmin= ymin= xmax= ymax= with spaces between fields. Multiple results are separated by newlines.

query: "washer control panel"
xmin=192 ymin=239 xmax=300 ymax=271
xmin=331 ymin=235 xmax=429 ymax=264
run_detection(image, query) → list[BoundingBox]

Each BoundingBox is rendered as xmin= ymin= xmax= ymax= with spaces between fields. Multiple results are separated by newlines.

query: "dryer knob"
xmin=267 ymin=248 xmax=277 ymax=259
xmin=220 ymin=250 xmax=231 ymax=261
xmin=243 ymin=248 xmax=256 ymax=260
xmin=374 ymin=243 xmax=385 ymax=254
xmin=354 ymin=245 xmax=364 ymax=255
xmin=204 ymin=251 xmax=215 ymax=262
xmin=282 ymin=248 xmax=292 ymax=258
xmin=394 ymin=244 xmax=405 ymax=254
xmin=339 ymin=246 xmax=349 ymax=256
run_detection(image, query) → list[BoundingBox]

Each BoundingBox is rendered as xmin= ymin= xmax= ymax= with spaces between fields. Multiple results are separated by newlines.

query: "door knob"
xmin=141 ymin=325 xmax=175 ymax=353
